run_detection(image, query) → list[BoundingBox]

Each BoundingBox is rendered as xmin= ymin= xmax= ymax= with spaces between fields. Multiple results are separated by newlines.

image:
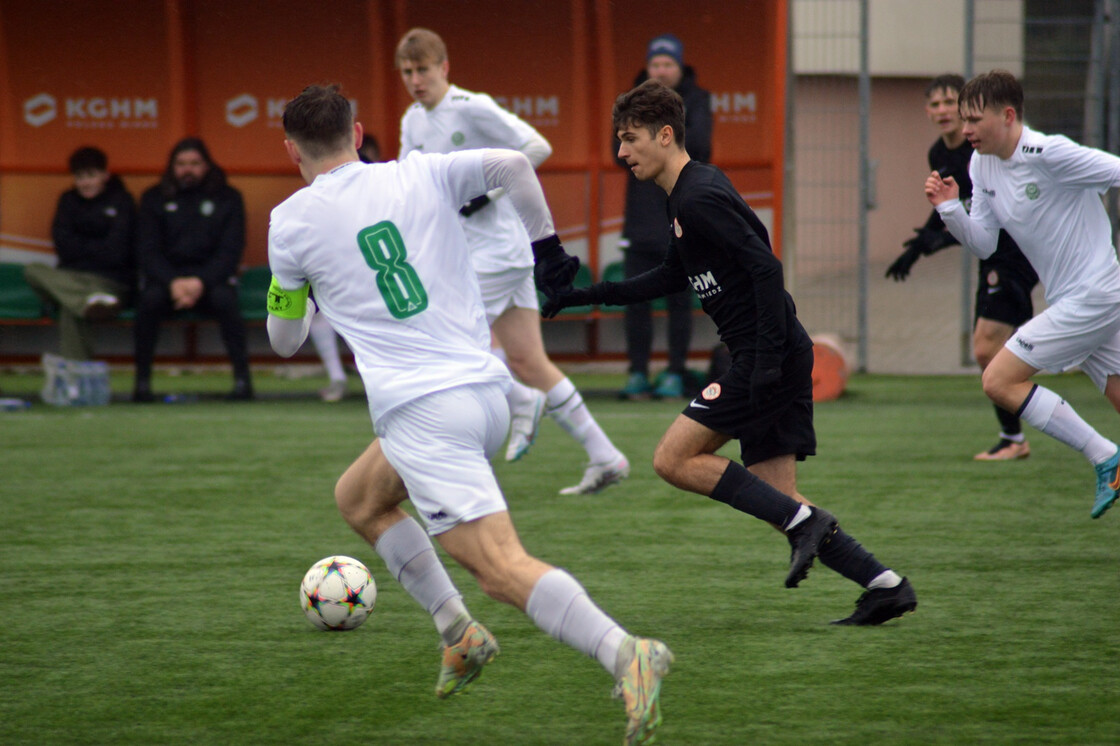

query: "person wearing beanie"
xmin=616 ymin=33 xmax=712 ymax=400
xmin=24 ymin=146 xmax=136 ymax=360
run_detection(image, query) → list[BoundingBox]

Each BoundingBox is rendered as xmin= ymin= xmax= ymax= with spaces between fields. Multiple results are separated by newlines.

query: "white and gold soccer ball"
xmin=299 ymin=555 xmax=377 ymax=631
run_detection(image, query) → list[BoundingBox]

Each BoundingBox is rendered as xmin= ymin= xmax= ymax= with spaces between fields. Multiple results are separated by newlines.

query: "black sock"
xmin=994 ymin=403 xmax=1022 ymax=437
xmin=709 ymin=461 xmax=801 ymax=527
xmin=816 ymin=526 xmax=888 ymax=587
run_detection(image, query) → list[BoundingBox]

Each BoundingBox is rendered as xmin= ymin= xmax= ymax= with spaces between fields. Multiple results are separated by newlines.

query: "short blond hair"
xmin=395 ymin=27 xmax=447 ymax=68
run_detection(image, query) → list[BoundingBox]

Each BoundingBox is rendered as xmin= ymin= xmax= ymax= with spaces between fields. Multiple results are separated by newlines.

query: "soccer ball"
xmin=299 ymin=555 xmax=377 ymax=631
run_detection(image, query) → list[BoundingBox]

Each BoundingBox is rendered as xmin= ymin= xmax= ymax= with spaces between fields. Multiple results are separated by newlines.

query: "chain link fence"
xmin=787 ymin=0 xmax=1118 ymax=373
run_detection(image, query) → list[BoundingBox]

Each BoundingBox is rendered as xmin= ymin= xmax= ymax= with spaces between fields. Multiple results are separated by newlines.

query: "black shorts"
xmin=975 ymin=236 xmax=1037 ymax=328
xmin=682 ymin=346 xmax=817 ymax=467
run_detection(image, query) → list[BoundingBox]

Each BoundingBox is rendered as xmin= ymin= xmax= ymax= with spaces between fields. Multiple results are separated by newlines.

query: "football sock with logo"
xmin=709 ymin=461 xmax=803 ymax=528
xmin=815 ymin=526 xmax=894 ymax=588
xmin=546 ymin=378 xmax=618 ymax=463
xmin=374 ymin=517 xmax=470 ymax=645
xmin=526 ymin=568 xmax=627 ymax=676
xmin=1018 ymin=384 xmax=1118 ymax=464
xmin=994 ymin=403 xmax=1024 ymax=439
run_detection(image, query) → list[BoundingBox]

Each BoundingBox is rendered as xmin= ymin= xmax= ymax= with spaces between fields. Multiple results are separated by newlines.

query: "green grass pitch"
xmin=0 ymin=369 xmax=1117 ymax=744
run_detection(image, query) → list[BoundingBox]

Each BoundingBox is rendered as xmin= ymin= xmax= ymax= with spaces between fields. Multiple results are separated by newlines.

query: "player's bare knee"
xmin=652 ymin=445 xmax=684 ymax=486
xmin=980 ymin=367 xmax=1010 ymax=407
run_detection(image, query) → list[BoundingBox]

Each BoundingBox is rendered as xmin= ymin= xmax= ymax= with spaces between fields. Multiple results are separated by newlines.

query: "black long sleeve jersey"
xmin=589 ymin=161 xmax=812 ymax=365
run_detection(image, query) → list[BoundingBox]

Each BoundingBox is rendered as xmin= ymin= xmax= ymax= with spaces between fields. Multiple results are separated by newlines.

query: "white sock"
xmin=309 ymin=314 xmax=346 ymax=383
xmin=525 ymin=568 xmax=626 ymax=677
xmin=785 ymin=504 xmax=812 ymax=530
xmin=867 ymin=570 xmax=903 ymax=590
xmin=374 ymin=517 xmax=469 ymax=644
xmin=1000 ymin=432 xmax=1026 ymax=444
xmin=1020 ymin=385 xmax=1117 ymax=464
xmin=546 ymin=378 xmax=617 ymax=462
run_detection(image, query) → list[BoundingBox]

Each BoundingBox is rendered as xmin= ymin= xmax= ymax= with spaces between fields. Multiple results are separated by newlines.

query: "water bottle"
xmin=0 ymin=398 xmax=31 ymax=412
xmin=163 ymin=393 xmax=199 ymax=404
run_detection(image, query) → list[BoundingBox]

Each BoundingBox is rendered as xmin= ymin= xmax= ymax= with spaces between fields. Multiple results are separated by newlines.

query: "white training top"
xmin=268 ymin=153 xmax=510 ymax=424
xmin=399 ymin=83 xmax=552 ymax=274
xmin=938 ymin=125 xmax=1120 ymax=306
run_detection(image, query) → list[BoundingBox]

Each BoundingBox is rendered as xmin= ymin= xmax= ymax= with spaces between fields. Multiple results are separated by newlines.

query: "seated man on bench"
xmin=24 ymin=146 xmax=136 ymax=360
xmin=133 ymin=137 xmax=252 ymax=402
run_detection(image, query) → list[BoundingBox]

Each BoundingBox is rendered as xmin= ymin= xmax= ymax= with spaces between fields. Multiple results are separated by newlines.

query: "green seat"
xmin=238 ymin=266 xmax=272 ymax=321
xmin=538 ymin=262 xmax=594 ymax=317
xmin=0 ymin=263 xmax=47 ymax=319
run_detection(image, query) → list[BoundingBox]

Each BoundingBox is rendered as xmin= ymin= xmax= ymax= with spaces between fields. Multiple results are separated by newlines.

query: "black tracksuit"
xmin=133 ymin=175 xmax=250 ymax=384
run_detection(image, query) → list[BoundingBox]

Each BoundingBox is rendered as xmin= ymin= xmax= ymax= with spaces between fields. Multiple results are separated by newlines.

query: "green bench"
xmin=0 ymin=263 xmax=271 ymax=323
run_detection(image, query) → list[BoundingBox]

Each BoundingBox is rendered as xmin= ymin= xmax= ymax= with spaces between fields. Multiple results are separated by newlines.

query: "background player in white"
xmin=395 ymin=27 xmax=629 ymax=495
xmin=266 ymin=84 xmax=670 ymax=745
xmin=926 ymin=69 xmax=1120 ymax=519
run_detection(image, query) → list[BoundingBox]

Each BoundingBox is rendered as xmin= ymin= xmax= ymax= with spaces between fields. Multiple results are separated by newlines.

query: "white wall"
xmin=793 ymin=0 xmax=1023 ymax=77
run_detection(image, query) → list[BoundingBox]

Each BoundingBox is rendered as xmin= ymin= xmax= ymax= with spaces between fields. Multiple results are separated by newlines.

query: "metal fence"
xmin=787 ymin=0 xmax=1119 ymax=373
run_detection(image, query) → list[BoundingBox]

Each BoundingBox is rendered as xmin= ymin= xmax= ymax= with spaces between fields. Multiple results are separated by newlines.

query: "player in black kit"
xmin=886 ymin=74 xmax=1039 ymax=461
xmin=540 ymin=80 xmax=916 ymax=625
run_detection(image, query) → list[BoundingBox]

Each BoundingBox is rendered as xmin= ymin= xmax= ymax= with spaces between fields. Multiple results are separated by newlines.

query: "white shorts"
xmin=377 ymin=383 xmax=511 ymax=535
xmin=1007 ymin=298 xmax=1120 ymax=391
xmin=476 ymin=267 xmax=538 ymax=325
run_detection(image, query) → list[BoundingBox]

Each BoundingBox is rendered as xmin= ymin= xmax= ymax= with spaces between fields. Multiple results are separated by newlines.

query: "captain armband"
xmin=266 ymin=276 xmax=310 ymax=319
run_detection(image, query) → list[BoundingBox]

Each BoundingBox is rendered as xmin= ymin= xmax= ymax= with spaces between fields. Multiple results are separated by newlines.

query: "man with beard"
xmin=133 ymin=138 xmax=252 ymax=401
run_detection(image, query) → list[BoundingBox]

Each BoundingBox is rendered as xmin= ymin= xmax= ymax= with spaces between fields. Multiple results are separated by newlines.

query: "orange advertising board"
xmin=0 ymin=0 xmax=786 ymax=291
xmin=600 ymin=0 xmax=784 ymax=168
xmin=0 ymin=0 xmax=182 ymax=171
xmin=189 ymin=0 xmax=386 ymax=173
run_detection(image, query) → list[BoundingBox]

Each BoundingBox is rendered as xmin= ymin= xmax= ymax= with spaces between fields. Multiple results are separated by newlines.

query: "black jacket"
xmin=618 ymin=66 xmax=713 ymax=251
xmin=51 ymin=175 xmax=136 ymax=286
xmin=135 ymin=176 xmax=245 ymax=290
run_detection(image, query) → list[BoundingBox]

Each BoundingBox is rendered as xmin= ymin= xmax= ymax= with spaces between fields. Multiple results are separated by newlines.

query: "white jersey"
xmin=268 ymin=153 xmax=510 ymax=425
xmin=938 ymin=125 xmax=1120 ymax=306
xmin=400 ymin=84 xmax=548 ymax=273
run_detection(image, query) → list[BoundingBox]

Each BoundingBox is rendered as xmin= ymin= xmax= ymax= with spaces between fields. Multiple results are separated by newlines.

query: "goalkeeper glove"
xmin=459 ymin=194 xmax=491 ymax=217
xmin=531 ymin=234 xmax=580 ymax=299
xmin=885 ymin=242 xmax=923 ymax=281
xmin=541 ymin=287 xmax=596 ymax=319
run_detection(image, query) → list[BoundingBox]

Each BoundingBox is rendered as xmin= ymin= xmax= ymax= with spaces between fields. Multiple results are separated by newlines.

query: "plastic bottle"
xmin=0 ymin=398 xmax=31 ymax=412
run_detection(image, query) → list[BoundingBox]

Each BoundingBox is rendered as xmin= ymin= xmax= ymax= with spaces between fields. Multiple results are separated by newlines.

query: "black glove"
xmin=750 ymin=352 xmax=783 ymax=406
xmin=531 ymin=234 xmax=580 ymax=299
xmin=459 ymin=194 xmax=491 ymax=217
xmin=541 ymin=287 xmax=595 ymax=319
xmin=885 ymin=241 xmax=923 ymax=281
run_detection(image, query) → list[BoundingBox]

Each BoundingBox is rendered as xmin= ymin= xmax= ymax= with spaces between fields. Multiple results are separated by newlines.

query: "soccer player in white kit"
xmin=395 ymin=27 xmax=629 ymax=495
xmin=266 ymin=84 xmax=670 ymax=745
xmin=925 ymin=70 xmax=1120 ymax=519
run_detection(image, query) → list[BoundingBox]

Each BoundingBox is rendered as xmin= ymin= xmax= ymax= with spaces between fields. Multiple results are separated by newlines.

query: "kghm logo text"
xmin=690 ymin=270 xmax=720 ymax=299
xmin=23 ymin=92 xmax=159 ymax=129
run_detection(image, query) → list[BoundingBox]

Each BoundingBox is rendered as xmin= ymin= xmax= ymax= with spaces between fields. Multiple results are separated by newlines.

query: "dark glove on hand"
xmin=750 ymin=353 xmax=783 ymax=406
xmin=541 ymin=287 xmax=595 ymax=319
xmin=459 ymin=194 xmax=491 ymax=217
xmin=885 ymin=240 xmax=924 ymax=281
xmin=918 ymin=227 xmax=958 ymax=253
xmin=531 ymin=234 xmax=580 ymax=299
